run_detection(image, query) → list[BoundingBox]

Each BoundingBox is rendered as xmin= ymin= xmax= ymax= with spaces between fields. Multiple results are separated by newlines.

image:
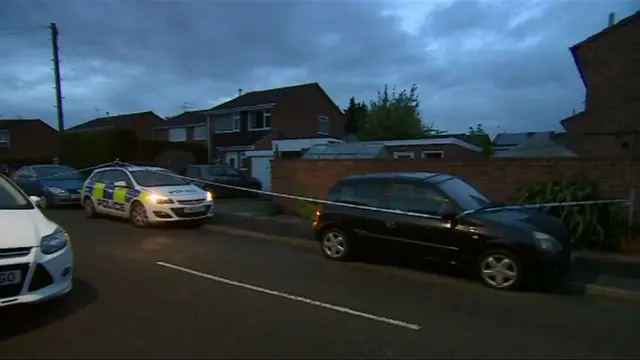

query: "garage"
xmin=250 ymin=154 xmax=273 ymax=191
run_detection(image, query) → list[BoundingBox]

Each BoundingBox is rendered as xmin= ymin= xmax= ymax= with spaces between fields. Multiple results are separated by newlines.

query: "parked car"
xmin=184 ymin=165 xmax=262 ymax=198
xmin=312 ymin=171 xmax=574 ymax=291
xmin=12 ymin=165 xmax=84 ymax=208
xmin=0 ymin=173 xmax=73 ymax=307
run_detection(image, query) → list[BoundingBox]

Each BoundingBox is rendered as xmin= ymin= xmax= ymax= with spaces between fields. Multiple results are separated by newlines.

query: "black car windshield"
xmin=130 ymin=170 xmax=189 ymax=187
xmin=0 ymin=175 xmax=32 ymax=209
xmin=34 ymin=165 xmax=82 ymax=180
xmin=438 ymin=177 xmax=491 ymax=210
xmin=207 ymin=166 xmax=241 ymax=176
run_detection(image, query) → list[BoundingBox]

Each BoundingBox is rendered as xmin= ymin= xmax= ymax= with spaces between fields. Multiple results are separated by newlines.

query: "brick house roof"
xmin=67 ymin=110 xmax=163 ymax=131
xmin=0 ymin=118 xmax=55 ymax=131
xmin=208 ymin=82 xmax=342 ymax=114
xmin=570 ymin=10 xmax=640 ymax=87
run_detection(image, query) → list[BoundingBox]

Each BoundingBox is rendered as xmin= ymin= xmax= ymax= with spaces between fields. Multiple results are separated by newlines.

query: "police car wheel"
xmin=130 ymin=202 xmax=150 ymax=228
xmin=83 ymin=197 xmax=97 ymax=218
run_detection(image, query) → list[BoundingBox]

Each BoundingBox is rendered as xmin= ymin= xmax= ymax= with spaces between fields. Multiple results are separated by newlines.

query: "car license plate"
xmin=184 ymin=205 xmax=205 ymax=213
xmin=0 ymin=270 xmax=21 ymax=286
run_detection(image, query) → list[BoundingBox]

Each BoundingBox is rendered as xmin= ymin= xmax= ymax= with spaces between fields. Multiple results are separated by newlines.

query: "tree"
xmin=468 ymin=123 xmax=486 ymax=135
xmin=467 ymin=123 xmax=493 ymax=156
xmin=343 ymin=96 xmax=368 ymax=135
xmin=358 ymin=84 xmax=441 ymax=140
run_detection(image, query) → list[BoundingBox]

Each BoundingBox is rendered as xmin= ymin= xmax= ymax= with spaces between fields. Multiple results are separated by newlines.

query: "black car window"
xmin=437 ymin=177 xmax=490 ymax=210
xmin=0 ymin=175 xmax=33 ymax=209
xmin=327 ymin=181 xmax=383 ymax=207
xmin=388 ymin=182 xmax=448 ymax=215
xmin=186 ymin=167 xmax=200 ymax=178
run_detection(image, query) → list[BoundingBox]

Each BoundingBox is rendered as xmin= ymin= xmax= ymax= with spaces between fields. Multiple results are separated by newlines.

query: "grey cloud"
xmin=0 ymin=0 xmax=639 ymax=134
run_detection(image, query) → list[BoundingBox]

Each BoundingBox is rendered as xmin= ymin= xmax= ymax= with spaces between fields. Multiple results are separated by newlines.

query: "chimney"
xmin=238 ymin=89 xmax=243 ymax=97
xmin=608 ymin=12 xmax=616 ymax=27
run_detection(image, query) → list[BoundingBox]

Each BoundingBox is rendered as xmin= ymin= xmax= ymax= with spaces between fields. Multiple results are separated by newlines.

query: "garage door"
xmin=251 ymin=156 xmax=273 ymax=191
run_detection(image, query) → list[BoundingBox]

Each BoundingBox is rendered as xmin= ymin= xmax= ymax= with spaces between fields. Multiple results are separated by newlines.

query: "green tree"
xmin=468 ymin=123 xmax=486 ymax=135
xmin=343 ymin=96 xmax=368 ymax=135
xmin=358 ymin=84 xmax=440 ymax=140
xmin=466 ymin=123 xmax=494 ymax=156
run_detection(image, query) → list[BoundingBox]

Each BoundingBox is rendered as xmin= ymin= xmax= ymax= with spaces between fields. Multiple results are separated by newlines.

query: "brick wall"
xmin=271 ymin=158 xmax=640 ymax=213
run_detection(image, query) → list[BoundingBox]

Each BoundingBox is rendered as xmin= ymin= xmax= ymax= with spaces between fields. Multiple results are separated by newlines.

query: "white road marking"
xmin=156 ymin=261 xmax=421 ymax=331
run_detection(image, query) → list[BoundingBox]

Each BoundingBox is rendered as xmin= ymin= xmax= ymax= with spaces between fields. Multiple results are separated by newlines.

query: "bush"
xmin=139 ymin=140 xmax=208 ymax=164
xmin=59 ymin=129 xmax=140 ymax=169
xmin=516 ymin=176 xmax=623 ymax=251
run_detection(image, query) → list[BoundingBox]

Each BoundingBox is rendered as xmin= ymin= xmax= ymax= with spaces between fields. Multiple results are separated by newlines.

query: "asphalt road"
xmin=1 ymin=209 xmax=639 ymax=359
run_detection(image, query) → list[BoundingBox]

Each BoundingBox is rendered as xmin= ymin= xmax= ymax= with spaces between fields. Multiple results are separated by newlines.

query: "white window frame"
xmin=421 ymin=150 xmax=444 ymax=159
xmin=393 ymin=151 xmax=414 ymax=159
xmin=214 ymin=114 xmax=241 ymax=133
xmin=249 ymin=110 xmax=271 ymax=131
xmin=0 ymin=130 xmax=10 ymax=147
xmin=193 ymin=125 xmax=208 ymax=140
xmin=168 ymin=127 xmax=186 ymax=142
xmin=318 ymin=116 xmax=329 ymax=135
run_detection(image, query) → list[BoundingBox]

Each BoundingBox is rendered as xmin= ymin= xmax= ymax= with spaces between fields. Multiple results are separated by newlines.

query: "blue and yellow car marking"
xmin=83 ymin=181 xmax=144 ymax=213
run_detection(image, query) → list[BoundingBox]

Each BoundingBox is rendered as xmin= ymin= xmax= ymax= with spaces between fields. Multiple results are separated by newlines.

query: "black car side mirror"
xmin=439 ymin=202 xmax=459 ymax=221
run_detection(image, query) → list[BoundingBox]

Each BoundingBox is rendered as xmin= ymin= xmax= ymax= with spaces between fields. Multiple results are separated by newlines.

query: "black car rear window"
xmin=327 ymin=181 xmax=383 ymax=208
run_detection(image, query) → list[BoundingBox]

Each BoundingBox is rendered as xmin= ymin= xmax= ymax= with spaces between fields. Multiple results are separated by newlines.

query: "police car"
xmin=81 ymin=165 xmax=214 ymax=227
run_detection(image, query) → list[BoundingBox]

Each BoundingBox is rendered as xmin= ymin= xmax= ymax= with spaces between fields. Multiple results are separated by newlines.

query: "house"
xmin=0 ymin=119 xmax=58 ymax=159
xmin=151 ymin=110 xmax=209 ymax=147
xmin=560 ymin=10 xmax=640 ymax=157
xmin=66 ymin=111 xmax=166 ymax=140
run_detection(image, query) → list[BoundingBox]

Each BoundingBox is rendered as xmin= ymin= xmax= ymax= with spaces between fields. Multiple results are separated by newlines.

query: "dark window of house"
xmin=387 ymin=182 xmax=448 ymax=215
xmin=327 ymin=181 xmax=384 ymax=207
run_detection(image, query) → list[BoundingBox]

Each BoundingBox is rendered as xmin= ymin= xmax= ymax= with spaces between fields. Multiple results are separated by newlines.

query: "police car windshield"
xmin=0 ymin=176 xmax=32 ymax=209
xmin=34 ymin=165 xmax=81 ymax=180
xmin=130 ymin=170 xmax=189 ymax=187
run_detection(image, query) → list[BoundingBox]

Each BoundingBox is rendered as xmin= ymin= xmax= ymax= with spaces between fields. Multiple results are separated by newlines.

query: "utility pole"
xmin=50 ymin=22 xmax=64 ymax=133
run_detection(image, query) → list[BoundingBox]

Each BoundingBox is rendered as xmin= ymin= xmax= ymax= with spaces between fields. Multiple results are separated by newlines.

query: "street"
xmin=1 ymin=210 xmax=639 ymax=359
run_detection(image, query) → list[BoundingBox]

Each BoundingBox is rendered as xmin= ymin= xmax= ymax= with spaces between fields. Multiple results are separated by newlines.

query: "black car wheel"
xmin=320 ymin=228 xmax=353 ymax=261
xmin=477 ymin=248 xmax=524 ymax=291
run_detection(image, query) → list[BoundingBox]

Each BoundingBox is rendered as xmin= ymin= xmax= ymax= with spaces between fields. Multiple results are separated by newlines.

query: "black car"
xmin=312 ymin=172 xmax=573 ymax=291
xmin=184 ymin=165 xmax=262 ymax=198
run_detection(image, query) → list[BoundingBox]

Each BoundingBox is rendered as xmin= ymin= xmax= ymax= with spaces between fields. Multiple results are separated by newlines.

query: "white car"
xmin=81 ymin=165 xmax=214 ymax=227
xmin=0 ymin=174 xmax=73 ymax=308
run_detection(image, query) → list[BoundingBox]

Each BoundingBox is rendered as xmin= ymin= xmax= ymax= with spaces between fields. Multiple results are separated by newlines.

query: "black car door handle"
xmin=385 ymin=221 xmax=396 ymax=228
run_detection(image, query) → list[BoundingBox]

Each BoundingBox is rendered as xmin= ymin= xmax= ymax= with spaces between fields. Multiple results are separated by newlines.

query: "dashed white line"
xmin=156 ymin=261 xmax=421 ymax=331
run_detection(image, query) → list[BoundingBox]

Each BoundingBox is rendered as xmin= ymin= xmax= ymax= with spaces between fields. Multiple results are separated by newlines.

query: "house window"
xmin=422 ymin=151 xmax=444 ymax=159
xmin=214 ymin=114 xmax=241 ymax=133
xmin=318 ymin=116 xmax=329 ymax=135
xmin=168 ymin=127 xmax=186 ymax=142
xmin=249 ymin=111 xmax=271 ymax=130
xmin=193 ymin=125 xmax=208 ymax=140
xmin=0 ymin=131 xmax=10 ymax=147
xmin=393 ymin=151 xmax=414 ymax=159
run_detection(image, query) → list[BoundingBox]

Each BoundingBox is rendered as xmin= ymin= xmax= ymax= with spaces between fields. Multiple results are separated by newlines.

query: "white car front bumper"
xmin=145 ymin=200 xmax=215 ymax=223
xmin=0 ymin=243 xmax=73 ymax=307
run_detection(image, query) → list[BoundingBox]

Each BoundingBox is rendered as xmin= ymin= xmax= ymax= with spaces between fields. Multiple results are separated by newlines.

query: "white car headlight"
xmin=147 ymin=193 xmax=174 ymax=204
xmin=47 ymin=187 xmax=67 ymax=195
xmin=533 ymin=232 xmax=562 ymax=252
xmin=41 ymin=227 xmax=69 ymax=255
xmin=206 ymin=191 xmax=213 ymax=201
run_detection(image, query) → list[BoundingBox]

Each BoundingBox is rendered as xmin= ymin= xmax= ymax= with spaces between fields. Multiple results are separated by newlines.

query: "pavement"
xmin=1 ymin=209 xmax=640 ymax=359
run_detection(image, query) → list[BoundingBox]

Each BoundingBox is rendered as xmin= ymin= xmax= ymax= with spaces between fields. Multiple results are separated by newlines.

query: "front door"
xmin=382 ymin=181 xmax=461 ymax=264
xmin=251 ymin=156 xmax=272 ymax=191
xmin=225 ymin=152 xmax=239 ymax=169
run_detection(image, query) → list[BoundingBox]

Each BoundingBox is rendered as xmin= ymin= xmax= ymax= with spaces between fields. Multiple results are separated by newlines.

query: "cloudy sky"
xmin=1 ymin=0 xmax=638 ymax=135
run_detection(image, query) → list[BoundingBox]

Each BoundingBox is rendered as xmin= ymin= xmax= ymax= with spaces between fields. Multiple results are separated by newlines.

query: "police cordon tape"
xmin=107 ymin=160 xmax=633 ymax=220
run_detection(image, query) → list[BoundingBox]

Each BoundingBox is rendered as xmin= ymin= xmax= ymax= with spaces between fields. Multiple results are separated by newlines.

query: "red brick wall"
xmin=271 ymin=158 xmax=640 ymax=213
